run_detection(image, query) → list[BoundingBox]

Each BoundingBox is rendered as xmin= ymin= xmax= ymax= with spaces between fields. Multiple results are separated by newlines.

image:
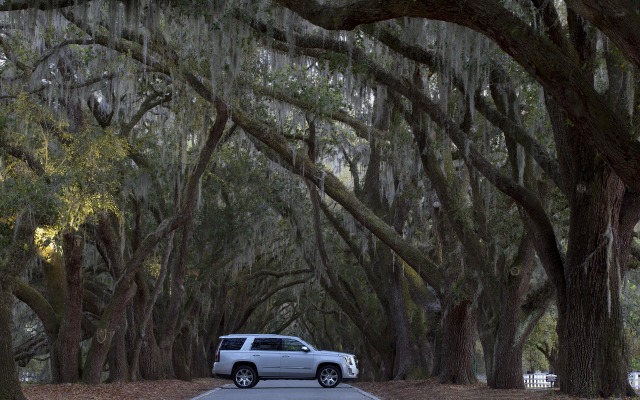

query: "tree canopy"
xmin=1 ymin=1 xmax=639 ymax=399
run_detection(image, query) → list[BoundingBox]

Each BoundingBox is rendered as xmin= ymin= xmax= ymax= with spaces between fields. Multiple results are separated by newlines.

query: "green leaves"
xmin=0 ymin=174 xmax=59 ymax=220
xmin=1 ymin=91 xmax=130 ymax=231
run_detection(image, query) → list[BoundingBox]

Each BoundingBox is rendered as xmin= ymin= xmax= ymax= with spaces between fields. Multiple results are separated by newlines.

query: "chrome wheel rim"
xmin=236 ymin=368 xmax=254 ymax=387
xmin=320 ymin=368 xmax=338 ymax=386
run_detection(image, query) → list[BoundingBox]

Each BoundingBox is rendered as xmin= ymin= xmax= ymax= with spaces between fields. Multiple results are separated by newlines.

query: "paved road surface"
xmin=192 ymin=380 xmax=379 ymax=400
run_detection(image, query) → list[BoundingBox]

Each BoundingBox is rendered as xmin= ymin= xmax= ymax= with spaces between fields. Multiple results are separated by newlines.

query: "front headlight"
xmin=342 ymin=355 xmax=354 ymax=366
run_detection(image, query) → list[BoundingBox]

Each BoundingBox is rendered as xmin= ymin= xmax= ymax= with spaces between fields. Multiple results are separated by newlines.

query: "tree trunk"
xmin=41 ymin=248 xmax=66 ymax=383
xmin=172 ymin=334 xmax=192 ymax=381
xmin=0 ymin=286 xmax=27 ymax=400
xmin=129 ymin=272 xmax=164 ymax=381
xmin=439 ymin=300 xmax=477 ymax=384
xmin=130 ymin=279 xmax=163 ymax=380
xmin=483 ymin=240 xmax=539 ymax=390
xmin=430 ymin=325 xmax=443 ymax=379
xmin=140 ymin=334 xmax=163 ymax=380
xmin=388 ymin=266 xmax=413 ymax=380
xmin=55 ymin=232 xmax=84 ymax=383
xmin=191 ymin=336 xmax=210 ymax=378
xmin=559 ymin=268 xmax=627 ymax=397
xmin=478 ymin=330 xmax=495 ymax=387
xmin=557 ymin=169 xmax=629 ymax=397
xmin=535 ymin=341 xmax=560 ymax=387
xmin=160 ymin=224 xmax=192 ymax=379
xmin=492 ymin=326 xmax=525 ymax=389
xmin=82 ymin=282 xmax=137 ymax=383
xmin=107 ymin=316 xmax=129 ymax=382
xmin=477 ymin=291 xmax=529 ymax=389
xmin=1 ymin=214 xmax=35 ymax=399
xmin=387 ymin=258 xmax=431 ymax=380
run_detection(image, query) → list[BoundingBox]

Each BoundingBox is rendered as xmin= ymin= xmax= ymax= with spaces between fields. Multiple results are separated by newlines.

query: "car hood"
xmin=314 ymin=350 xmax=354 ymax=358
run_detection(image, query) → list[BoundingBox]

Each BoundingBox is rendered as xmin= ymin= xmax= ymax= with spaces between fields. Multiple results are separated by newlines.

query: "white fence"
xmin=18 ymin=370 xmax=38 ymax=383
xmin=524 ymin=373 xmax=554 ymax=389
xmin=524 ymin=372 xmax=640 ymax=390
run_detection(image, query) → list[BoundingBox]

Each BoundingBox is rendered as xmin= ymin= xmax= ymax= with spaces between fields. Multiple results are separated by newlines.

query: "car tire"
xmin=232 ymin=365 xmax=258 ymax=388
xmin=317 ymin=365 xmax=341 ymax=388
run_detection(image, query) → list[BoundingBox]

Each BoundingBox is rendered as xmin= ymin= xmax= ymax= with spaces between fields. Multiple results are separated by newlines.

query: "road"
xmin=191 ymin=380 xmax=380 ymax=400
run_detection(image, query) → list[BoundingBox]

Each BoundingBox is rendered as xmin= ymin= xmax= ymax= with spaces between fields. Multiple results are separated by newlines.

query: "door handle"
xmin=252 ymin=354 xmax=260 ymax=357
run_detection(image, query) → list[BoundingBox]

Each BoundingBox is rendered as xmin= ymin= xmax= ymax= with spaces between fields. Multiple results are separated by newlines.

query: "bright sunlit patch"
xmin=34 ymin=225 xmax=61 ymax=265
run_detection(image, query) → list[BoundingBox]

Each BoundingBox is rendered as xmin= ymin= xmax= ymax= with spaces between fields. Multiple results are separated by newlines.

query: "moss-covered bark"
xmin=0 ymin=286 xmax=27 ymax=400
xmin=0 ymin=214 xmax=36 ymax=400
xmin=56 ymin=232 xmax=84 ymax=383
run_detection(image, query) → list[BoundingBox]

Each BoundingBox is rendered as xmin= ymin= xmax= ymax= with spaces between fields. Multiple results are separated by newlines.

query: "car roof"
xmin=219 ymin=333 xmax=302 ymax=340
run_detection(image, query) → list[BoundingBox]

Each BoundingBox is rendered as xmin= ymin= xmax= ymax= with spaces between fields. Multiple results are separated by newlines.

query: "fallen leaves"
xmin=23 ymin=378 xmax=227 ymax=400
xmin=23 ymin=377 xmax=634 ymax=400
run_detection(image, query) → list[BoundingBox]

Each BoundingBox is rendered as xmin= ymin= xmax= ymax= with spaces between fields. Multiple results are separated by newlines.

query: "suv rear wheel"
xmin=317 ymin=365 xmax=341 ymax=388
xmin=233 ymin=365 xmax=258 ymax=388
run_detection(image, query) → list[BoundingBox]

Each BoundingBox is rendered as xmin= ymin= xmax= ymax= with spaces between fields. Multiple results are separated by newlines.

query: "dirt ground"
xmin=22 ymin=377 xmax=633 ymax=400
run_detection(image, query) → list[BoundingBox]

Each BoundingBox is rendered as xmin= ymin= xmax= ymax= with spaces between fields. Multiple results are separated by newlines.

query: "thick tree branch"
xmin=244 ymin=268 xmax=312 ymax=280
xmin=0 ymin=143 xmax=46 ymax=177
xmin=13 ymin=331 xmax=48 ymax=366
xmin=59 ymin=9 xmax=169 ymax=74
xmin=275 ymin=0 xmax=640 ymax=193
xmin=565 ymin=0 xmax=640 ymax=70
xmin=0 ymin=0 xmax=92 ymax=11
xmin=530 ymin=0 xmax=571 ymax=53
xmin=249 ymin=81 xmax=386 ymax=142
xmin=13 ymin=280 xmax=59 ymax=336
xmin=254 ymin=20 xmax=564 ymax=193
xmin=120 ymin=90 xmax=172 ymax=136
xmin=233 ymin=107 xmax=443 ymax=290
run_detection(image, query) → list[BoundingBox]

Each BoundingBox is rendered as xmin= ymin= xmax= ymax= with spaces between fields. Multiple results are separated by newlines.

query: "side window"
xmin=251 ymin=338 xmax=282 ymax=351
xmin=282 ymin=339 xmax=306 ymax=351
xmin=220 ymin=338 xmax=246 ymax=350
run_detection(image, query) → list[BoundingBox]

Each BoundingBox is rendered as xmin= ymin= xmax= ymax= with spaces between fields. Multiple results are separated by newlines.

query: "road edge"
xmin=190 ymin=387 xmax=222 ymax=400
xmin=345 ymin=384 xmax=382 ymax=400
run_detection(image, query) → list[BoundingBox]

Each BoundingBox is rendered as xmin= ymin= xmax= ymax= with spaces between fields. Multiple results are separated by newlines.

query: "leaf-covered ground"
xmin=22 ymin=378 xmax=227 ymax=400
xmin=23 ymin=377 xmax=635 ymax=399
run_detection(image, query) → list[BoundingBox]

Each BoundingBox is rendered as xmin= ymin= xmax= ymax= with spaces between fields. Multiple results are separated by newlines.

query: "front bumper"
xmin=343 ymin=364 xmax=359 ymax=380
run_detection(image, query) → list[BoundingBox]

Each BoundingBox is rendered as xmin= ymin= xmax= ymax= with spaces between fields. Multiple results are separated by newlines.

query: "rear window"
xmin=219 ymin=337 xmax=246 ymax=350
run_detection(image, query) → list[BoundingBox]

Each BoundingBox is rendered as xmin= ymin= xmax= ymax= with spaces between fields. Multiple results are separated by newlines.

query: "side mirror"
xmin=301 ymin=346 xmax=310 ymax=352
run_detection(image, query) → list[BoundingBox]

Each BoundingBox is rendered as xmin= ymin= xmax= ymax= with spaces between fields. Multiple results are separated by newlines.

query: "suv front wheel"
xmin=317 ymin=365 xmax=341 ymax=388
xmin=233 ymin=365 xmax=258 ymax=388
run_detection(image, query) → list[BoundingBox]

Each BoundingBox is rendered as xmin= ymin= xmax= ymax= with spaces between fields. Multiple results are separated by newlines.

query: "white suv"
xmin=213 ymin=334 xmax=359 ymax=388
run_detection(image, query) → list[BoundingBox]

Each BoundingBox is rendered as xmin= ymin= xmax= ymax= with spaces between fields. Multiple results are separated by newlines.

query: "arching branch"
xmin=565 ymin=0 xmax=640 ymax=69
xmin=0 ymin=0 xmax=92 ymax=11
xmin=275 ymin=0 xmax=640 ymax=192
